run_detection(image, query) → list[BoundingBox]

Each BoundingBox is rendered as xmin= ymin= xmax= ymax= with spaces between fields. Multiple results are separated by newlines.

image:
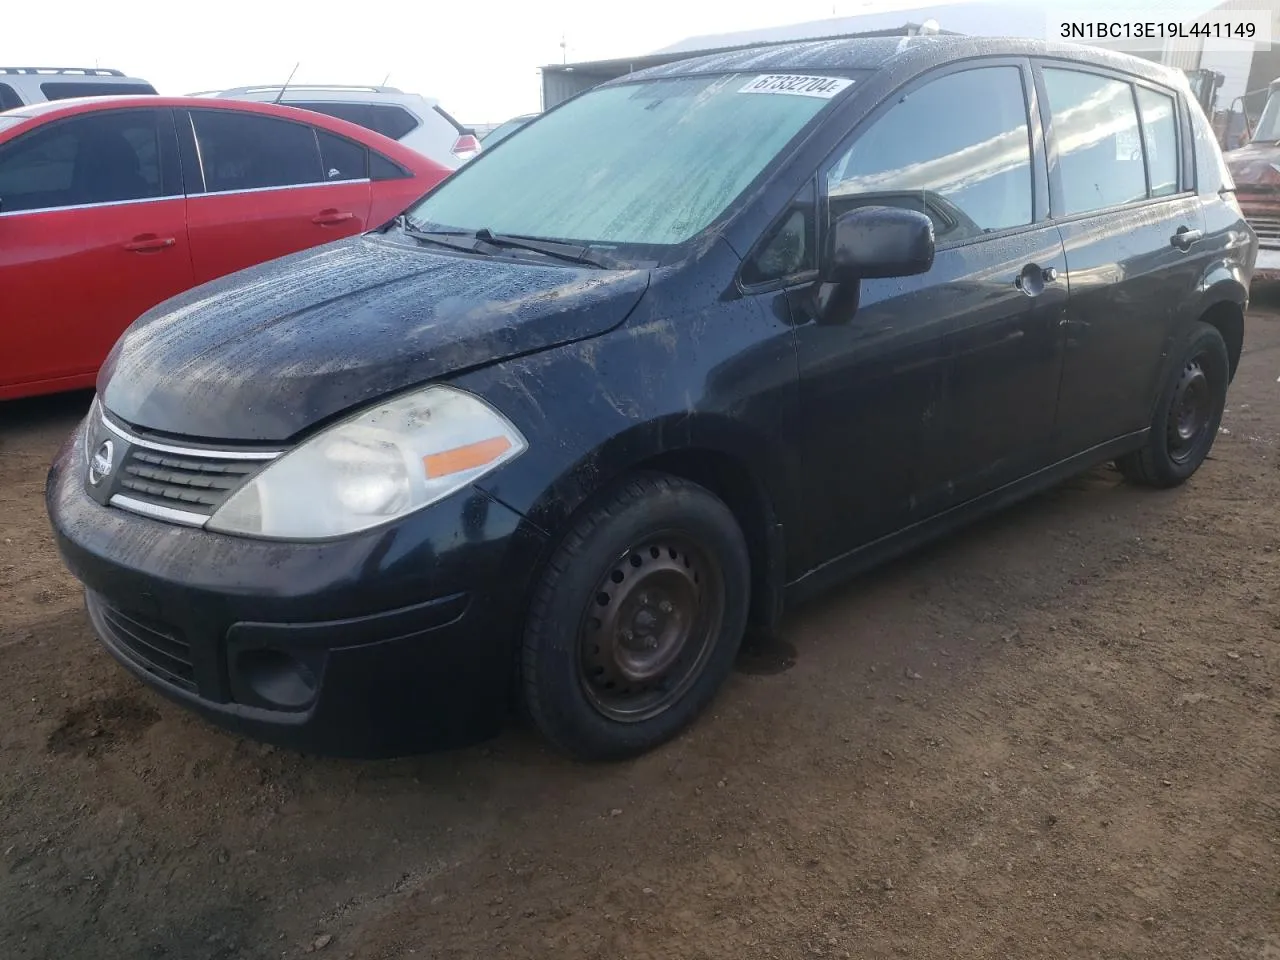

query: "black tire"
xmin=522 ymin=473 xmax=750 ymax=761
xmin=1118 ymin=321 xmax=1229 ymax=489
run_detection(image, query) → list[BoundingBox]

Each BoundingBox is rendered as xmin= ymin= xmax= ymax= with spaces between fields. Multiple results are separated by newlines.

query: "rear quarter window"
xmin=369 ymin=151 xmax=412 ymax=180
xmin=0 ymin=83 xmax=21 ymax=111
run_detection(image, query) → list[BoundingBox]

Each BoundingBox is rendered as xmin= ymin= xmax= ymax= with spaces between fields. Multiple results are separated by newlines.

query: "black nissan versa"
xmin=47 ymin=37 xmax=1255 ymax=761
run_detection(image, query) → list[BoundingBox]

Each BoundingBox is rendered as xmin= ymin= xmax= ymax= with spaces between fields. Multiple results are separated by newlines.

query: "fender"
xmin=1144 ymin=257 xmax=1249 ymax=420
xmin=458 ymin=325 xmax=801 ymax=629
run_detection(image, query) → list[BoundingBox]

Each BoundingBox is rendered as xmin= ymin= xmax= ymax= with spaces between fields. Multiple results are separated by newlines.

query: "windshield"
xmin=1254 ymin=87 xmax=1280 ymax=141
xmin=406 ymin=72 xmax=857 ymax=249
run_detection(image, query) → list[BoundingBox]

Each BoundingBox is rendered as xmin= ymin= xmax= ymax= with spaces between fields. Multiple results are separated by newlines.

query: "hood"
xmin=101 ymin=234 xmax=650 ymax=442
xmin=1225 ymin=140 xmax=1280 ymax=189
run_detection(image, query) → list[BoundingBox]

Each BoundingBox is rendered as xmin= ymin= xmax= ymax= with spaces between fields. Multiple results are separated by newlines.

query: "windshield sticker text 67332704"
xmin=738 ymin=74 xmax=854 ymax=99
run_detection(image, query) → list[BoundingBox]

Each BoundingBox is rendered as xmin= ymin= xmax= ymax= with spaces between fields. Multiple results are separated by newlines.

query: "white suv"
xmin=0 ymin=67 xmax=157 ymax=110
xmin=193 ymin=84 xmax=481 ymax=169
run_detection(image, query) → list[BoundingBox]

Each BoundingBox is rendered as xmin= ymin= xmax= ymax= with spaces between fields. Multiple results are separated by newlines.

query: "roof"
xmin=543 ymin=25 xmax=924 ymax=82
xmin=610 ymin=34 xmax=1185 ymax=87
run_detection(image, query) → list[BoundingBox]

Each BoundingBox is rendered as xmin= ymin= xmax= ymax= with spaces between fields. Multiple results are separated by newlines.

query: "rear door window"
xmin=0 ymin=83 xmax=21 ymax=111
xmin=1135 ymin=86 xmax=1179 ymax=197
xmin=190 ymin=110 xmax=323 ymax=193
xmin=826 ymin=65 xmax=1034 ymax=245
xmin=316 ymin=129 xmax=368 ymax=181
xmin=1042 ymin=68 xmax=1147 ymax=215
xmin=0 ymin=109 xmax=172 ymax=213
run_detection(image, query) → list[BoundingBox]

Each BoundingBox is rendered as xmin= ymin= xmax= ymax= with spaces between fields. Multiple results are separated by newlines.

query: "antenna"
xmin=381 ymin=72 xmax=391 ymax=86
xmin=274 ymin=61 xmax=300 ymax=104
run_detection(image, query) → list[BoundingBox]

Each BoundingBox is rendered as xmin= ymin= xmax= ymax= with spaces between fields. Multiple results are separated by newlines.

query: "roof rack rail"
xmin=0 ymin=67 xmax=127 ymax=76
xmin=208 ymin=83 xmax=405 ymax=96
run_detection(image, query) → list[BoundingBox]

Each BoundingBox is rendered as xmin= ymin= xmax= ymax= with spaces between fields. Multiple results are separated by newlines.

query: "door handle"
xmin=124 ymin=235 xmax=176 ymax=253
xmin=1171 ymin=226 xmax=1203 ymax=250
xmin=312 ymin=210 xmax=356 ymax=226
xmin=1014 ymin=263 xmax=1060 ymax=295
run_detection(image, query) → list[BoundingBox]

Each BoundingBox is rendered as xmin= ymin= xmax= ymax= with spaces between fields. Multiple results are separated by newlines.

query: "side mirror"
xmin=822 ymin=205 xmax=936 ymax=283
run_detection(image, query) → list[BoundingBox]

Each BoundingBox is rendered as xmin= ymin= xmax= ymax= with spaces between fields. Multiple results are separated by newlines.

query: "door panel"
xmin=185 ymin=182 xmax=371 ymax=284
xmin=0 ymin=200 xmax=192 ymax=395
xmin=1052 ymin=198 xmax=1207 ymax=453
xmin=792 ymin=60 xmax=1063 ymax=564
xmin=182 ymin=108 xmax=373 ymax=284
xmin=1038 ymin=66 xmax=1211 ymax=455
xmin=787 ymin=269 xmax=953 ymax=561
xmin=934 ymin=230 xmax=1068 ymax=504
xmin=0 ymin=108 xmax=192 ymax=398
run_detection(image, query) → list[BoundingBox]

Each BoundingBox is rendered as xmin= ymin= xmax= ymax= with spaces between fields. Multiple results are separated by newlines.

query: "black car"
xmin=47 ymin=36 xmax=1256 ymax=762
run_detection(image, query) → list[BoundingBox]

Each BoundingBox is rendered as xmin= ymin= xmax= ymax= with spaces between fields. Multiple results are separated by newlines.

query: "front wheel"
xmin=521 ymin=473 xmax=751 ymax=761
xmin=1118 ymin=321 xmax=1229 ymax=488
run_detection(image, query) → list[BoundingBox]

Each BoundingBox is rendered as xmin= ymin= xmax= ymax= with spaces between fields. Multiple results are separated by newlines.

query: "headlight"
xmin=207 ymin=385 xmax=527 ymax=540
xmin=83 ymin=395 xmax=101 ymax=462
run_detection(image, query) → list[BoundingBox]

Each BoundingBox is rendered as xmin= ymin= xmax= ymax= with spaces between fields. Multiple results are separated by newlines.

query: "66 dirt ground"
xmin=2 ymin=304 xmax=1279 ymax=960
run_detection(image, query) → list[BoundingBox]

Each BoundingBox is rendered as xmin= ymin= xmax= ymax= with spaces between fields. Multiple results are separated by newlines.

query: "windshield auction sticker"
xmin=739 ymin=74 xmax=853 ymax=98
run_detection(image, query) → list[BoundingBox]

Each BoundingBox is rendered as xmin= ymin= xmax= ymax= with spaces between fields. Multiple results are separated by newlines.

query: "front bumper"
xmin=46 ymin=422 xmax=548 ymax=758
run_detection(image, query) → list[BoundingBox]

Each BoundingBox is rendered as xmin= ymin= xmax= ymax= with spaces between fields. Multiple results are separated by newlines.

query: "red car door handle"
xmin=312 ymin=210 xmax=356 ymax=226
xmin=124 ymin=235 xmax=177 ymax=253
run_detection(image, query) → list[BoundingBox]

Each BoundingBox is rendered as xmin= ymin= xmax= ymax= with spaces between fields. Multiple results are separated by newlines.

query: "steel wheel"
xmin=1166 ymin=356 xmax=1212 ymax=465
xmin=577 ymin=533 xmax=726 ymax=723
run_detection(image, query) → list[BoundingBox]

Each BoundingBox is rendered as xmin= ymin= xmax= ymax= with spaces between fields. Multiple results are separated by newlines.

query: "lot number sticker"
xmin=739 ymin=74 xmax=853 ymax=98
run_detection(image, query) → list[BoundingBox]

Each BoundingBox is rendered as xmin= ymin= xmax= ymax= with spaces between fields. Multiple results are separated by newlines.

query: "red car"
xmin=0 ymin=96 xmax=448 ymax=400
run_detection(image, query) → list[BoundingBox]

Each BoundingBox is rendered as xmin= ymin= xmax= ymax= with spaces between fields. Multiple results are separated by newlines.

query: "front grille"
xmin=117 ymin=448 xmax=261 ymax=516
xmin=90 ymin=594 xmax=196 ymax=692
xmin=1246 ymin=214 xmax=1280 ymax=249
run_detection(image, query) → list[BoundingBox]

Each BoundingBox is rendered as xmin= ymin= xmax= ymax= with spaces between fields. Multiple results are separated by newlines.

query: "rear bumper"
xmin=46 ymin=422 xmax=548 ymax=758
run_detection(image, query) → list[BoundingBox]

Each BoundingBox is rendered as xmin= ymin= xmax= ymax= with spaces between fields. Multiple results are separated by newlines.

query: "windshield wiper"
xmin=473 ymin=228 xmax=608 ymax=268
xmin=398 ymin=216 xmax=486 ymax=254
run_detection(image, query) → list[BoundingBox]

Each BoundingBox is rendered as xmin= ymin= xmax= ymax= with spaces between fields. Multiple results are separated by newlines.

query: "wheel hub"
xmin=1166 ymin=358 xmax=1211 ymax=462
xmin=578 ymin=536 xmax=724 ymax=722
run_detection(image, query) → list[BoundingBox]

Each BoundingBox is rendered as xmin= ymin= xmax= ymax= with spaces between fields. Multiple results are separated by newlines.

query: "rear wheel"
xmin=521 ymin=473 xmax=750 ymax=761
xmin=1118 ymin=322 xmax=1229 ymax=488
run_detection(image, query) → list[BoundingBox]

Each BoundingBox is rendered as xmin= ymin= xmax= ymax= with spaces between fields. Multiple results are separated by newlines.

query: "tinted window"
xmin=290 ymin=102 xmax=419 ymax=141
xmin=316 ymin=129 xmax=367 ymax=181
xmin=369 ymin=152 xmax=410 ymax=181
xmin=1136 ymin=86 xmax=1178 ymax=197
xmin=371 ymin=105 xmax=419 ymax=140
xmin=291 ymin=101 xmax=374 ymax=130
xmin=826 ymin=66 xmax=1033 ymax=244
xmin=0 ymin=110 xmax=168 ymax=213
xmin=0 ymin=83 xmax=20 ymax=111
xmin=191 ymin=110 xmax=322 ymax=192
xmin=40 ymin=81 xmax=157 ymax=100
xmin=1043 ymin=69 xmax=1146 ymax=215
